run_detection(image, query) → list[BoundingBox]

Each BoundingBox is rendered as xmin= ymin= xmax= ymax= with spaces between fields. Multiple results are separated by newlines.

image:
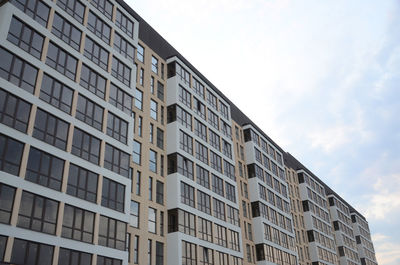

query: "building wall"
xmin=0 ymin=0 xmax=139 ymax=263
xmin=242 ymin=125 xmax=298 ymax=265
xmin=297 ymin=170 xmax=339 ymax=265
xmin=232 ymin=120 xmax=256 ymax=265
xmin=286 ymin=166 xmax=312 ymax=265
xmin=128 ymin=39 xmax=167 ymax=265
xmin=0 ymin=0 xmax=379 ymax=265
xmin=327 ymin=195 xmax=360 ymax=265
xmin=351 ymin=213 xmax=378 ymax=265
xmin=165 ymin=57 xmax=243 ymax=265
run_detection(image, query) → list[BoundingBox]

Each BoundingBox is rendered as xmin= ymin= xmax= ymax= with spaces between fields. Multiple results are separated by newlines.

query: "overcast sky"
xmin=130 ymin=0 xmax=400 ymax=264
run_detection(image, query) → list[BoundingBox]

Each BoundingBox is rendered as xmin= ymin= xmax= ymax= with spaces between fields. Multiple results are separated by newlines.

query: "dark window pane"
xmin=0 ymin=134 xmax=24 ymax=175
xmin=11 ymin=238 xmax=54 ymax=265
xmin=26 ymin=147 xmax=64 ymax=191
xmin=7 ymin=16 xmax=44 ymax=59
xmin=0 ymin=88 xmax=31 ymax=133
xmin=17 ymin=191 xmax=58 ymax=235
xmin=10 ymin=0 xmax=50 ymax=27
xmin=0 ymin=47 xmax=38 ymax=93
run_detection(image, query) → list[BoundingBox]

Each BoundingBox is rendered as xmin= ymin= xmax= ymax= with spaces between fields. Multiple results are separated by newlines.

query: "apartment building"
xmin=242 ymin=125 xmax=297 ymax=265
xmin=0 ymin=0 xmax=378 ymax=265
xmin=0 ymin=0 xmax=140 ymax=264
xmin=285 ymin=165 xmax=311 ymax=265
xmin=350 ymin=212 xmax=378 ymax=265
xmin=326 ymin=192 xmax=360 ymax=265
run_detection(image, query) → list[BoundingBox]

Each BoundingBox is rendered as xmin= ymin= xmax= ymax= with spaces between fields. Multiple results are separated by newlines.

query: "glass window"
xmin=210 ymin=151 xmax=222 ymax=173
xmin=10 ymin=0 xmax=50 ymax=27
xmin=222 ymin=140 xmax=232 ymax=159
xmin=224 ymin=160 xmax=235 ymax=181
xmin=0 ymin=183 xmax=16 ymax=224
xmin=52 ymin=12 xmax=82 ymax=51
xmin=176 ymin=63 xmax=190 ymax=85
xmin=193 ymin=78 xmax=204 ymax=98
xmin=102 ymin=177 xmax=125 ymax=212
xmin=176 ymin=105 xmax=192 ymax=129
xmin=80 ymin=64 xmax=106 ymax=99
xmin=114 ymin=32 xmax=135 ymax=62
xmin=198 ymin=217 xmax=212 ymax=243
xmin=0 ymin=235 xmax=7 ymax=261
xmin=195 ymin=140 xmax=208 ymax=164
xmin=0 ymin=88 xmax=31 ymax=133
xmin=206 ymin=90 xmax=217 ymax=110
xmin=168 ymin=153 xmax=194 ymax=180
xmin=40 ymin=74 xmax=73 ymax=114
xmin=149 ymin=176 xmax=153 ymax=201
xmin=197 ymin=190 xmax=211 ymax=215
xmin=0 ymin=134 xmax=24 ymax=176
xmin=104 ymin=144 xmax=129 ymax=177
xmin=134 ymin=88 xmax=143 ymax=110
xmin=46 ymin=42 xmax=77 ymax=81
xmin=132 ymin=140 xmax=141 ymax=164
xmin=179 ymin=85 xmax=191 ymax=108
xmin=179 ymin=130 xmax=193 ymax=155
xmin=107 ymin=112 xmax=128 ymax=144
xmin=109 ymin=83 xmax=132 ymax=114
xmin=0 ymin=47 xmax=38 ymax=93
xmin=156 ymin=181 xmax=164 ymax=205
xmin=91 ymin=0 xmax=113 ymax=20
xmin=208 ymin=110 xmax=219 ymax=130
xmin=130 ymin=200 xmax=139 ymax=228
xmin=227 ymin=205 xmax=239 ymax=226
xmin=67 ymin=164 xmax=98 ymax=203
xmin=8 ymin=16 xmax=44 ymax=59
xmin=11 ymin=238 xmax=53 ymax=265
xmin=58 ymin=247 xmax=92 ymax=265
xmin=76 ymin=94 xmax=104 ymax=131
xmin=25 ymin=147 xmax=65 ymax=191
xmin=112 ymin=56 xmax=131 ymax=86
xmin=33 ymin=108 xmax=69 ymax=150
xmin=97 ymin=256 xmax=122 ymax=265
xmin=180 ymin=182 xmax=195 ymax=208
xmin=157 ymin=81 xmax=164 ymax=101
xmin=182 ymin=241 xmax=196 ymax=265
xmin=71 ymin=127 xmax=101 ymax=165
xmin=148 ymin=207 xmax=156 ymax=233
xmin=151 ymin=56 xmax=158 ymax=74
xmin=62 ymin=204 xmax=94 ymax=243
xmin=116 ymin=9 xmax=134 ymax=38
xmin=221 ymin=121 xmax=231 ymax=138
xmin=208 ymin=129 xmax=220 ymax=151
xmin=150 ymin=100 xmax=158 ymax=120
xmin=18 ymin=191 xmax=58 ymax=235
xmin=225 ymin=182 xmax=236 ymax=203
xmin=196 ymin=165 xmax=209 ymax=189
xmin=193 ymin=97 xmax=206 ymax=120
xmin=87 ymin=11 xmax=111 ymax=44
xmin=139 ymin=68 xmax=144 ymax=85
xmin=220 ymin=102 xmax=229 ymax=120
xmin=56 ymin=0 xmax=85 ymax=23
xmin=156 ymin=242 xmax=164 ymax=265
xmin=84 ymin=37 xmax=109 ymax=70
xmin=194 ymin=119 xmax=207 ymax=141
xmin=98 ymin=215 xmax=126 ymax=250
xmin=137 ymin=44 xmax=144 ymax=62
xmin=157 ymin=128 xmax=164 ymax=149
xmin=149 ymin=149 xmax=157 ymax=173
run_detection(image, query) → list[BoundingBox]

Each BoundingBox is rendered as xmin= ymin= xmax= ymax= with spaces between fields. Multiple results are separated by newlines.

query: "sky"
xmin=130 ymin=0 xmax=400 ymax=264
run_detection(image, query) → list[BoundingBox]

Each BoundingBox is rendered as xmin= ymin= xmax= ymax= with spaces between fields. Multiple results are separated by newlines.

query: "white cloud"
xmin=372 ymin=233 xmax=400 ymax=265
xmin=363 ymin=174 xmax=400 ymax=221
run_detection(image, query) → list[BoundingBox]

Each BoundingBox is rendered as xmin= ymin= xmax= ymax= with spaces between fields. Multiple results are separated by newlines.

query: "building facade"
xmin=0 ymin=0 xmax=378 ymax=265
